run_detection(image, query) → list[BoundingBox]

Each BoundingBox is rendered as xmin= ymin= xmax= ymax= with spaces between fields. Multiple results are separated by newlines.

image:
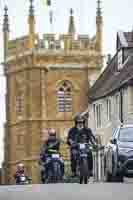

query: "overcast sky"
xmin=0 ymin=0 xmax=133 ymax=166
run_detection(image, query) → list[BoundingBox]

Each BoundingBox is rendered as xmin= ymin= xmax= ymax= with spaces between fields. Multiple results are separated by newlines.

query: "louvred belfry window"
xmin=16 ymin=90 xmax=24 ymax=117
xmin=57 ymin=81 xmax=72 ymax=112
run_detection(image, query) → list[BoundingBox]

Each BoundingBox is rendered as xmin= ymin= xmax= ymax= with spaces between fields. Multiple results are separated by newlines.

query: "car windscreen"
xmin=119 ymin=127 xmax=133 ymax=142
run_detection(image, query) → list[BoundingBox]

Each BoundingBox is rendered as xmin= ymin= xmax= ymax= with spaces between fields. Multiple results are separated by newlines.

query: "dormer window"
xmin=118 ymin=49 xmax=123 ymax=70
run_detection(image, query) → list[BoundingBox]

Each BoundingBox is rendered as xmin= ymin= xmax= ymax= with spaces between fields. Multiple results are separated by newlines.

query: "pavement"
xmin=0 ymin=181 xmax=133 ymax=200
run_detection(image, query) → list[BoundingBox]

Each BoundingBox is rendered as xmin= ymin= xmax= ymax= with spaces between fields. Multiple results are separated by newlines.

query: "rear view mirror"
xmin=110 ymin=138 xmax=117 ymax=144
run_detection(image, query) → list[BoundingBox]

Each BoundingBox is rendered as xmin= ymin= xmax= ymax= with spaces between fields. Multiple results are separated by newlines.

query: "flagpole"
xmin=79 ymin=0 xmax=82 ymax=34
xmin=46 ymin=0 xmax=53 ymax=34
xmin=49 ymin=9 xmax=54 ymax=34
xmin=0 ymin=0 xmax=6 ymax=10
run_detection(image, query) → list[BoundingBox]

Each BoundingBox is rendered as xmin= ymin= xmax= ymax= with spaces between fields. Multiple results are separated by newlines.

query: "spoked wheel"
xmin=104 ymin=168 xmax=112 ymax=182
xmin=52 ymin=161 xmax=62 ymax=183
xmin=84 ymin=176 xmax=88 ymax=184
xmin=79 ymin=176 xmax=88 ymax=184
xmin=79 ymin=158 xmax=89 ymax=184
xmin=113 ymin=174 xmax=124 ymax=183
xmin=80 ymin=176 xmax=83 ymax=184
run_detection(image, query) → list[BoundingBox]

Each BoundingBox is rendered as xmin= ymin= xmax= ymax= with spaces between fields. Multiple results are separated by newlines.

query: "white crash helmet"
xmin=17 ymin=163 xmax=24 ymax=170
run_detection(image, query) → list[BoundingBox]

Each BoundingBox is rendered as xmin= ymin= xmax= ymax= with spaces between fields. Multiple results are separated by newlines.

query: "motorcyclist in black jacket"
xmin=40 ymin=128 xmax=64 ymax=182
xmin=67 ymin=114 xmax=97 ymax=177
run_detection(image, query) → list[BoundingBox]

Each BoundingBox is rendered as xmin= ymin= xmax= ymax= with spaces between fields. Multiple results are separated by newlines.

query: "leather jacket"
xmin=40 ymin=138 xmax=60 ymax=162
xmin=67 ymin=126 xmax=96 ymax=147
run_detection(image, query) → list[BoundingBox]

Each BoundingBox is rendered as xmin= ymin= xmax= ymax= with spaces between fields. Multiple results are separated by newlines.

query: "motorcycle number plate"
xmin=79 ymin=144 xmax=86 ymax=149
xmin=21 ymin=176 xmax=26 ymax=181
xmin=52 ymin=154 xmax=60 ymax=159
xmin=81 ymin=153 xmax=87 ymax=157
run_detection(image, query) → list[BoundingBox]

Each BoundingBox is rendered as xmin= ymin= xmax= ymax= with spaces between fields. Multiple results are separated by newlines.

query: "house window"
xmin=118 ymin=49 xmax=123 ymax=70
xmin=57 ymin=81 xmax=72 ymax=112
xmin=94 ymin=104 xmax=102 ymax=128
xmin=107 ymin=99 xmax=112 ymax=121
xmin=115 ymin=94 xmax=120 ymax=120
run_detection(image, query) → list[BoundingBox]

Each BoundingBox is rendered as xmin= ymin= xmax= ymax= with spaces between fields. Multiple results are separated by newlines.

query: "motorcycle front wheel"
xmin=79 ymin=158 xmax=89 ymax=184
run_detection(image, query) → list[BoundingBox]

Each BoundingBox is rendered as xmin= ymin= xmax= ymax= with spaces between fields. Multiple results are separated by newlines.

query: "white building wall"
xmin=123 ymin=87 xmax=129 ymax=123
xmin=88 ymin=97 xmax=115 ymax=145
xmin=125 ymin=86 xmax=133 ymax=123
xmin=88 ymin=86 xmax=133 ymax=145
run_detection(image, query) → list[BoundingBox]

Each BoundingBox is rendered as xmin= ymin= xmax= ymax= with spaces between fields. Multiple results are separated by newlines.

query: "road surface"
xmin=0 ymin=182 xmax=133 ymax=200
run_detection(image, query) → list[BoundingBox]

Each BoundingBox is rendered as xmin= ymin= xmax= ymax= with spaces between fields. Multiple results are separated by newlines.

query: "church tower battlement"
xmin=6 ymin=1 xmax=103 ymax=64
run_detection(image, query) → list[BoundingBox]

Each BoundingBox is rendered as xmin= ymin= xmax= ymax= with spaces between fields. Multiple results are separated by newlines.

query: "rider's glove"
xmin=93 ymin=144 xmax=98 ymax=151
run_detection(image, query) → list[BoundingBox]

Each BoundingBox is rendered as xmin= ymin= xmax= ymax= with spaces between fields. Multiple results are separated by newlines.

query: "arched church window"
xmin=57 ymin=81 xmax=72 ymax=112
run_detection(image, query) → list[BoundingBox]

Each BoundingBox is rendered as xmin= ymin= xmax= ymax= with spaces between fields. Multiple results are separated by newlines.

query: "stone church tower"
xmin=2 ymin=0 xmax=103 ymax=184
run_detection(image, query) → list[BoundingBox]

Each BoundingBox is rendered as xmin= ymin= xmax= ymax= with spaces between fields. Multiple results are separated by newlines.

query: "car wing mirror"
xmin=110 ymin=138 xmax=117 ymax=144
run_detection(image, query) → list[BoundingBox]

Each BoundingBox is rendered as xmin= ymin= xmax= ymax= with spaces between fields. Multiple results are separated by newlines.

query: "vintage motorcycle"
xmin=71 ymin=142 xmax=93 ymax=184
xmin=45 ymin=149 xmax=64 ymax=183
xmin=16 ymin=174 xmax=32 ymax=185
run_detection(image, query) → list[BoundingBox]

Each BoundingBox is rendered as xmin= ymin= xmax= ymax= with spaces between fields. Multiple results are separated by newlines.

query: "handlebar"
xmin=47 ymin=149 xmax=58 ymax=153
xmin=71 ymin=142 xmax=99 ymax=150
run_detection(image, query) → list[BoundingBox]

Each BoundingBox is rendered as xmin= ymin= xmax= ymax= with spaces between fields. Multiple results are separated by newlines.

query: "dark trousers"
xmin=71 ymin=157 xmax=77 ymax=175
xmin=41 ymin=169 xmax=45 ymax=183
xmin=88 ymin=151 xmax=93 ymax=172
xmin=70 ymin=149 xmax=78 ymax=175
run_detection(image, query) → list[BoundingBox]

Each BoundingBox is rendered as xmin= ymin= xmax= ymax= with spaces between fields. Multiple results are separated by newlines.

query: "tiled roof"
xmin=89 ymin=54 xmax=133 ymax=102
xmin=89 ymin=31 xmax=133 ymax=102
xmin=124 ymin=32 xmax=133 ymax=47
